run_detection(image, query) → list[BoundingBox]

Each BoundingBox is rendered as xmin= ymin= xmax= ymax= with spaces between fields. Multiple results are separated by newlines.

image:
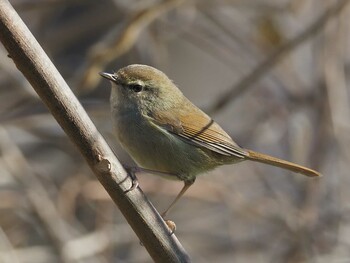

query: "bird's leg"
xmin=123 ymin=165 xmax=179 ymax=193
xmin=161 ymin=179 xmax=195 ymax=218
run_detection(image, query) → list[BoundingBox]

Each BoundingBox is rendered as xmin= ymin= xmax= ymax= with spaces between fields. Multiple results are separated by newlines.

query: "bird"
xmin=100 ymin=64 xmax=321 ymax=217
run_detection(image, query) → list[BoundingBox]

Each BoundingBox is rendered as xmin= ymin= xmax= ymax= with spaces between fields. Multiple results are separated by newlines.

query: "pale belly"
xmin=113 ymin=114 xmax=227 ymax=181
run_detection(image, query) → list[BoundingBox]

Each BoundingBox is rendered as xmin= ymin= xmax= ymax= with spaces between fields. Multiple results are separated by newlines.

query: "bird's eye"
xmin=130 ymin=84 xmax=143 ymax=93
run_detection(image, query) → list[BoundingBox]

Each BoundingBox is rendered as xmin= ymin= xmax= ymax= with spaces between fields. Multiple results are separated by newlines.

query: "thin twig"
xmin=78 ymin=0 xmax=186 ymax=92
xmin=207 ymin=0 xmax=350 ymax=114
xmin=0 ymin=128 xmax=74 ymax=262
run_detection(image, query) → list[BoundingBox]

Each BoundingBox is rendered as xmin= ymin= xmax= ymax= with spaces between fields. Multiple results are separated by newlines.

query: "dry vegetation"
xmin=0 ymin=0 xmax=349 ymax=262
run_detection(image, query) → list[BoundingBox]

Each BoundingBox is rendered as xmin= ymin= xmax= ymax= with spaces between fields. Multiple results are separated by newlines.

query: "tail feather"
xmin=246 ymin=150 xmax=321 ymax=177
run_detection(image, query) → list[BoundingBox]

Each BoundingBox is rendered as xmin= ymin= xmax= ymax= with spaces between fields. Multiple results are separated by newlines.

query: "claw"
xmin=123 ymin=165 xmax=139 ymax=193
xmin=124 ymin=178 xmax=139 ymax=193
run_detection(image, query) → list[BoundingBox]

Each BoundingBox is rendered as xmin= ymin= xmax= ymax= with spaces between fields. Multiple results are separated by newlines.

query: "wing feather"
xmin=147 ymin=109 xmax=248 ymax=159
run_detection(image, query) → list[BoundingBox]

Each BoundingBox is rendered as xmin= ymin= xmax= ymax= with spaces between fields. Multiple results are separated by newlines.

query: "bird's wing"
xmin=147 ymin=109 xmax=248 ymax=159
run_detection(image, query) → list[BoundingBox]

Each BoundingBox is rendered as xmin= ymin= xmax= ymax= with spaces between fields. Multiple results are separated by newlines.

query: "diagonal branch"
xmin=0 ymin=1 xmax=190 ymax=262
xmin=207 ymin=0 xmax=350 ymax=114
xmin=78 ymin=0 xmax=186 ymax=92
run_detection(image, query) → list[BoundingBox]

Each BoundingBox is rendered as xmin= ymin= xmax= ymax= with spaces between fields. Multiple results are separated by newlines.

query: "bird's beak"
xmin=99 ymin=72 xmax=117 ymax=82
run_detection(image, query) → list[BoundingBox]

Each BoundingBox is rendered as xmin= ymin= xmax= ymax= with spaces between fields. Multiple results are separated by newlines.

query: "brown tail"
xmin=246 ymin=150 xmax=321 ymax=177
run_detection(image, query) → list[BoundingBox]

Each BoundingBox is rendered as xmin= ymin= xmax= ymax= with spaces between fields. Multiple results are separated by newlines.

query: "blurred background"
xmin=0 ymin=0 xmax=349 ymax=262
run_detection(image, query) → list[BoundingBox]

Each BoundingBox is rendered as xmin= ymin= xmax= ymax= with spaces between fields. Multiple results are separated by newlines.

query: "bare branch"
xmin=78 ymin=0 xmax=186 ymax=92
xmin=207 ymin=0 xmax=350 ymax=114
xmin=0 ymin=1 xmax=190 ymax=262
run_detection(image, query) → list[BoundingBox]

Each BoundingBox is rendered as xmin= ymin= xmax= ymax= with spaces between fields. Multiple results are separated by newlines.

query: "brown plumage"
xmin=100 ymin=64 xmax=321 ymax=217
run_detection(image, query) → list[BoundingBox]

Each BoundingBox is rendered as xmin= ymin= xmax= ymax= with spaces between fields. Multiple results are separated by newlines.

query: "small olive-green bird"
xmin=100 ymin=64 xmax=320 ymax=217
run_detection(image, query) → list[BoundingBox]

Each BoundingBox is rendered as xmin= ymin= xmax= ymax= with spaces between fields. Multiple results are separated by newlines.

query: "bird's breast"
xmin=111 ymin=110 xmax=221 ymax=180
